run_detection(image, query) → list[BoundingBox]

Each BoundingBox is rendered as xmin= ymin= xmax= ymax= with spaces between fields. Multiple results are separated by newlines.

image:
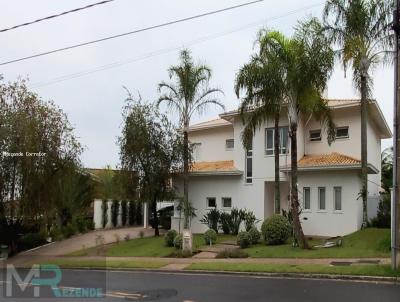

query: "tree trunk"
xmin=152 ymin=197 xmax=159 ymax=236
xmin=183 ymin=122 xmax=190 ymax=229
xmin=360 ymin=75 xmax=368 ymax=228
xmin=290 ymin=122 xmax=309 ymax=249
xmin=274 ymin=113 xmax=281 ymax=214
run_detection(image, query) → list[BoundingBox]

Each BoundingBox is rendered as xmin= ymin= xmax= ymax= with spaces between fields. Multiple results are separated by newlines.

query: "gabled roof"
xmin=190 ymin=160 xmax=242 ymax=176
xmin=280 ymin=152 xmax=378 ymax=174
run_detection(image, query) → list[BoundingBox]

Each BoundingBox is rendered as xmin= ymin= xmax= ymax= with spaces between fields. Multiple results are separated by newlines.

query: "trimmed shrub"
xmin=165 ymin=230 xmax=178 ymax=247
xmin=216 ymin=249 xmax=249 ymax=258
xmin=111 ymin=200 xmax=119 ymax=227
xmin=62 ymin=223 xmax=77 ymax=238
xmin=73 ymin=216 xmax=86 ymax=233
xmin=237 ymin=231 xmax=250 ymax=248
xmin=204 ymin=229 xmax=217 ymax=245
xmin=261 ymin=214 xmax=291 ymax=245
xmin=85 ymin=219 xmax=95 ymax=231
xmin=49 ymin=225 xmax=63 ymax=241
xmin=248 ymin=226 xmax=261 ymax=244
xmin=173 ymin=234 xmax=183 ymax=249
xmin=219 ymin=212 xmax=232 ymax=234
xmin=121 ymin=201 xmax=128 ymax=226
xmin=101 ymin=200 xmax=108 ymax=228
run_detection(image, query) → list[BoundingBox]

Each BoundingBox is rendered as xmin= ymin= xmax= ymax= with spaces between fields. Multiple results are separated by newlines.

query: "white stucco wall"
xmin=298 ymin=170 xmax=363 ymax=237
xmin=189 ymin=126 xmax=234 ymax=162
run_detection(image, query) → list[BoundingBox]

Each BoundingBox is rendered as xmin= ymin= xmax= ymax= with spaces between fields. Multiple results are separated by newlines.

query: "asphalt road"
xmin=0 ymin=269 xmax=399 ymax=301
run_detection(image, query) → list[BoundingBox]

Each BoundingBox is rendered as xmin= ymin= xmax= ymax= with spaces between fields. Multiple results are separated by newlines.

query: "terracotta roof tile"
xmin=298 ymin=152 xmax=361 ymax=168
xmin=191 ymin=160 xmax=237 ymax=172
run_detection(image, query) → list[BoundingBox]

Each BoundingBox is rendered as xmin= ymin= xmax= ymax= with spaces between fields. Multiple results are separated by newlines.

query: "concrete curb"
xmin=31 ymin=266 xmax=400 ymax=284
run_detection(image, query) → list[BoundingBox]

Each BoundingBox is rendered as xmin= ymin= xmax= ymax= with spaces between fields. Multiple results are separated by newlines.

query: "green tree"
xmin=119 ymin=92 xmax=184 ymax=236
xmin=256 ymin=20 xmax=336 ymax=249
xmin=157 ymin=49 xmax=224 ymax=229
xmin=323 ymin=0 xmax=394 ymax=227
xmin=235 ymin=31 xmax=286 ymax=213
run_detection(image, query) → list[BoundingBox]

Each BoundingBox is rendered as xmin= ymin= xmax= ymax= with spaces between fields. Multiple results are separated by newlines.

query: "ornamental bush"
xmin=248 ymin=226 xmax=261 ymax=244
xmin=236 ymin=231 xmax=250 ymax=248
xmin=204 ymin=229 xmax=217 ymax=245
xmin=173 ymin=234 xmax=183 ymax=249
xmin=261 ymin=214 xmax=291 ymax=245
xmin=165 ymin=229 xmax=177 ymax=247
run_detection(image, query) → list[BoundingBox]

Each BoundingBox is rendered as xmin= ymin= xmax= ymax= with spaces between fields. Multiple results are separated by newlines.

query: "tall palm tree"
xmin=235 ymin=31 xmax=285 ymax=214
xmin=158 ymin=49 xmax=224 ymax=229
xmin=257 ymin=19 xmax=336 ymax=249
xmin=323 ymin=0 xmax=394 ymax=227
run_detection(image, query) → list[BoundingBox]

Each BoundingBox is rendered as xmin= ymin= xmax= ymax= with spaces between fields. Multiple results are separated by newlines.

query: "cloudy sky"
xmin=0 ymin=0 xmax=394 ymax=168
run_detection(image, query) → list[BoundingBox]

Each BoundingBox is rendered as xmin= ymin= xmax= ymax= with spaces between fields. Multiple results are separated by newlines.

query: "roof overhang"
xmin=189 ymin=170 xmax=243 ymax=176
xmin=280 ymin=163 xmax=379 ymax=174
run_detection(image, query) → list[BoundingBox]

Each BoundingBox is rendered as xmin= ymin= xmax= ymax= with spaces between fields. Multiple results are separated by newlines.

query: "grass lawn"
xmin=245 ymin=228 xmax=391 ymax=258
xmin=67 ymin=233 xmax=237 ymax=257
xmin=34 ymin=259 xmax=166 ymax=269
xmin=187 ymin=263 xmax=399 ymax=278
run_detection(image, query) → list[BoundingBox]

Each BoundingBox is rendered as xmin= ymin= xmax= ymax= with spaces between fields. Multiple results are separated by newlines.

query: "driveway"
xmin=6 ymin=226 xmax=155 ymax=266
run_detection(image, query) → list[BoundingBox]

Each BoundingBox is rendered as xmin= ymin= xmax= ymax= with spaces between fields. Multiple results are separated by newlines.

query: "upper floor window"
xmin=336 ymin=126 xmax=349 ymax=139
xmin=265 ymin=127 xmax=289 ymax=155
xmin=191 ymin=143 xmax=201 ymax=161
xmin=225 ymin=139 xmax=234 ymax=150
xmin=245 ymin=138 xmax=253 ymax=184
xmin=309 ymin=129 xmax=321 ymax=141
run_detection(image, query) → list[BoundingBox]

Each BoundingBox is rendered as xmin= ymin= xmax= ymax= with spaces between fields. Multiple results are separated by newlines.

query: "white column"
xmin=93 ymin=199 xmax=103 ymax=229
xmin=106 ymin=199 xmax=112 ymax=228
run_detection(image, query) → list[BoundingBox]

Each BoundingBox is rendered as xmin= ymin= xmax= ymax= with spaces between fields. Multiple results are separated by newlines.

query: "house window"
xmin=222 ymin=197 xmax=232 ymax=208
xmin=265 ymin=127 xmax=289 ymax=155
xmin=245 ymin=138 xmax=253 ymax=184
xmin=336 ymin=127 xmax=349 ymax=139
xmin=191 ymin=142 xmax=201 ymax=161
xmin=225 ymin=139 xmax=234 ymax=150
xmin=303 ymin=187 xmax=311 ymax=210
xmin=334 ymin=187 xmax=342 ymax=211
xmin=309 ymin=129 xmax=321 ymax=141
xmin=318 ymin=187 xmax=326 ymax=210
xmin=207 ymin=197 xmax=216 ymax=208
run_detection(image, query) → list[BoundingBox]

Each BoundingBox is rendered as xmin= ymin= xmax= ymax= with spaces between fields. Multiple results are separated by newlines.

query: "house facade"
xmin=171 ymin=99 xmax=391 ymax=237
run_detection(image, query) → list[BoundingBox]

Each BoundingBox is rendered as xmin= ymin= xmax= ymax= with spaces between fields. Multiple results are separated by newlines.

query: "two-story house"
xmin=171 ymin=99 xmax=391 ymax=237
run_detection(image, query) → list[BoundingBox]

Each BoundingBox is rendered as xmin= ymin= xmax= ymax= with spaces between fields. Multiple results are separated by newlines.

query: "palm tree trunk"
xmin=183 ymin=122 xmax=190 ymax=229
xmin=290 ymin=122 xmax=309 ymax=249
xmin=274 ymin=113 xmax=281 ymax=214
xmin=360 ymin=75 xmax=368 ymax=228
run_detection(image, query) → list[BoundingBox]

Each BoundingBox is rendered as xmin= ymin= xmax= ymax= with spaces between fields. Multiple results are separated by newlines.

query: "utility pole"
xmin=392 ymin=0 xmax=400 ymax=270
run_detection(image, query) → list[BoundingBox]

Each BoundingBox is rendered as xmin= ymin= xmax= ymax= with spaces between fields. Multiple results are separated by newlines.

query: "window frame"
xmin=221 ymin=197 xmax=232 ymax=209
xmin=318 ymin=187 xmax=326 ymax=211
xmin=336 ymin=126 xmax=349 ymax=139
xmin=303 ymin=187 xmax=311 ymax=211
xmin=265 ymin=126 xmax=289 ymax=156
xmin=245 ymin=138 xmax=253 ymax=184
xmin=334 ymin=186 xmax=342 ymax=212
xmin=206 ymin=197 xmax=217 ymax=209
xmin=225 ymin=139 xmax=234 ymax=150
xmin=309 ymin=129 xmax=322 ymax=142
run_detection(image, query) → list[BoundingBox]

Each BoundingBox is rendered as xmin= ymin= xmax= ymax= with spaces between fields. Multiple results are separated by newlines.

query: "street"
xmin=0 ymin=269 xmax=399 ymax=301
